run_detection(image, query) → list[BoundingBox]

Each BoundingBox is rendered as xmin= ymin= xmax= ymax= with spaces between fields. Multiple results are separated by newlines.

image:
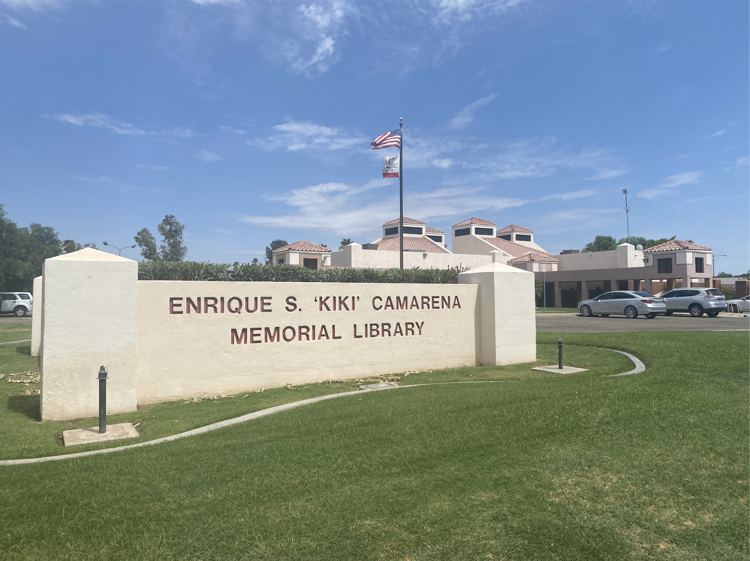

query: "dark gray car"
xmin=661 ymin=288 xmax=727 ymax=317
xmin=578 ymin=291 xmax=667 ymax=319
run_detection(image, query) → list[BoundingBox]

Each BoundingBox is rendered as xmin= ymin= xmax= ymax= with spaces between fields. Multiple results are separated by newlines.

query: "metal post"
xmin=558 ymin=338 xmax=563 ymax=369
xmin=399 ymin=117 xmax=404 ymax=271
xmin=622 ymin=189 xmax=630 ymax=241
xmin=543 ymin=266 xmax=547 ymax=313
xmin=98 ymin=365 xmax=108 ymax=433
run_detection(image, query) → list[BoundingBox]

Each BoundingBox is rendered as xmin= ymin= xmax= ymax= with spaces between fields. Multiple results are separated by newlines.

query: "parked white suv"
xmin=0 ymin=292 xmax=33 ymax=317
xmin=661 ymin=288 xmax=726 ymax=317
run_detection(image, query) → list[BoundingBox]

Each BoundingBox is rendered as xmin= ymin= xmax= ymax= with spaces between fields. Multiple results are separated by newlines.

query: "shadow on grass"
xmin=15 ymin=345 xmax=31 ymax=356
xmin=7 ymin=394 xmax=40 ymax=421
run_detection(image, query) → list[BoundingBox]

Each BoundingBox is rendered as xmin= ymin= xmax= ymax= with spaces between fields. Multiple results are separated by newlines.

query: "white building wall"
xmin=451 ymin=234 xmax=510 ymax=260
xmin=289 ymin=252 xmax=300 ymax=265
xmin=616 ymin=243 xmax=645 ymax=268
xmin=331 ymin=243 xmax=493 ymax=271
xmin=676 ymin=251 xmax=692 ymax=265
xmin=557 ymin=249 xmax=620 ymax=271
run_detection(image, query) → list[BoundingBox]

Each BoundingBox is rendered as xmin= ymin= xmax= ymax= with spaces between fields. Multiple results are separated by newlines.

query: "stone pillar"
xmin=459 ymin=262 xmax=536 ymax=366
xmin=554 ymin=281 xmax=562 ymax=308
xmin=40 ymin=248 xmax=138 ymax=421
xmin=683 ymin=277 xmax=690 ymax=289
xmin=644 ymin=279 xmax=653 ymax=294
xmin=30 ymin=275 xmax=43 ymax=357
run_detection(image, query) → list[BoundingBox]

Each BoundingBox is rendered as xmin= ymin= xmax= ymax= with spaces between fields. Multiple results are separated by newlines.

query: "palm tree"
xmin=339 ymin=238 xmax=353 ymax=250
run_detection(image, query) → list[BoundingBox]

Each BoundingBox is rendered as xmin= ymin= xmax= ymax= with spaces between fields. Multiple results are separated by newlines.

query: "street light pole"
xmin=103 ymin=242 xmax=137 ymax=256
xmin=713 ymin=254 xmax=727 ymax=276
xmin=622 ymin=188 xmax=630 ymax=241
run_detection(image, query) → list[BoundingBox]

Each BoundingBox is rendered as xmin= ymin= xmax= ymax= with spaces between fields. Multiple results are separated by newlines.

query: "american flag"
xmin=371 ymin=128 xmax=401 ymax=150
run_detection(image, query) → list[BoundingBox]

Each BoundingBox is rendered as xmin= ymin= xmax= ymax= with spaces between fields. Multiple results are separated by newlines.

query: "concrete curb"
xmin=602 ymin=348 xmax=646 ymax=376
xmin=0 ymin=350 xmax=644 ymax=466
xmin=0 ymin=339 xmax=31 ymax=346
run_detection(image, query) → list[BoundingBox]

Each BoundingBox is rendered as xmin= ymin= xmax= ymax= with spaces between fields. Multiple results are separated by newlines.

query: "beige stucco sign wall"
xmin=137 ymin=281 xmax=478 ymax=404
xmin=35 ymin=249 xmax=536 ymax=421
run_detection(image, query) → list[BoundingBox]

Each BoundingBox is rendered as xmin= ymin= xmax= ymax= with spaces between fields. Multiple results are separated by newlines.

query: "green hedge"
xmin=138 ymin=261 xmax=457 ymax=284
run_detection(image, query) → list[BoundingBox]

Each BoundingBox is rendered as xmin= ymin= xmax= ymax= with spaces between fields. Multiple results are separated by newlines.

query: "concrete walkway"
xmin=0 ymin=338 xmax=31 ymax=346
xmin=0 ymin=348 xmax=646 ymax=466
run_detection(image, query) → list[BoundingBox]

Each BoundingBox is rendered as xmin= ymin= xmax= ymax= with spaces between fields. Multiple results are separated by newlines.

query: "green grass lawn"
xmin=0 ymin=332 xmax=747 ymax=560
xmin=0 ymin=323 xmax=32 ymax=343
xmin=536 ymin=307 xmax=579 ymax=313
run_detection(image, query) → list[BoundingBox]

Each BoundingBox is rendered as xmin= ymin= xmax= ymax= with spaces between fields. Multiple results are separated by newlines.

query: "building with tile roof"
xmin=272 ymin=241 xmax=331 ymax=269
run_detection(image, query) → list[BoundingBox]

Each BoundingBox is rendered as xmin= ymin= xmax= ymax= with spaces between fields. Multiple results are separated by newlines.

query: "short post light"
xmin=98 ymin=365 xmax=108 ymax=434
xmin=558 ymin=338 xmax=564 ymax=370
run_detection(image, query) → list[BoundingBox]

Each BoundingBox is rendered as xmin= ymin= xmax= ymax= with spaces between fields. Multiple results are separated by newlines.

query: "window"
xmin=706 ymin=289 xmax=723 ymax=297
xmin=18 ymin=294 xmax=30 ymax=300
xmin=384 ymin=227 xmax=398 ymax=236
xmin=403 ymin=226 xmax=423 ymax=235
xmin=663 ymin=291 xmax=677 ymax=298
xmin=618 ymin=281 xmax=629 ymax=290
xmin=498 ymin=234 xmax=511 ymax=241
xmin=515 ymin=234 xmax=532 ymax=242
xmin=474 ymin=227 xmax=493 ymax=236
xmin=303 ymin=258 xmax=318 ymax=270
xmin=685 ymin=290 xmax=700 ymax=296
xmin=277 ymin=258 xmax=284 ymax=265
xmin=427 ymin=235 xmax=443 ymax=243
xmin=612 ymin=292 xmax=634 ymax=299
xmin=455 ymin=228 xmax=470 ymax=237
xmin=597 ymin=293 xmax=614 ymax=301
xmin=657 ymin=258 xmax=672 ymax=274
xmin=695 ymin=257 xmax=704 ymax=273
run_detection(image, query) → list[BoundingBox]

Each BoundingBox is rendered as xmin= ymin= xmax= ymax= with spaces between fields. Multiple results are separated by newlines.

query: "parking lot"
xmin=537 ymin=312 xmax=750 ymax=333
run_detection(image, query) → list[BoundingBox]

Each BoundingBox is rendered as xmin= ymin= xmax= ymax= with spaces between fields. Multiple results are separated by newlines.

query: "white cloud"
xmin=0 ymin=11 xmax=27 ymax=27
xmin=219 ymin=125 xmax=247 ymax=134
xmin=584 ymin=168 xmax=632 ymax=180
xmin=450 ymin=138 xmax=630 ymax=182
xmin=196 ymin=148 xmax=223 ymax=162
xmin=736 ymin=156 xmax=749 ymax=166
xmin=638 ymin=171 xmax=702 ymax=199
xmin=648 ymin=42 xmax=671 ymax=55
xmin=447 ymin=93 xmax=497 ymax=130
xmin=239 ymin=179 xmax=527 ymax=236
xmin=45 ymin=112 xmax=203 ymax=138
xmin=74 ymin=175 xmax=139 ymax=194
xmin=542 ymin=190 xmax=597 ymax=201
xmin=709 ymin=123 xmax=733 ymax=138
xmin=249 ymin=119 xmax=367 ymax=152
xmin=0 ymin=0 xmax=65 ymax=10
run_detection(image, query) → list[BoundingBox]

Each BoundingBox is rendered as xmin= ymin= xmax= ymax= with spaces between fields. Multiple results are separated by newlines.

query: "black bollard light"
xmin=558 ymin=338 xmax=563 ymax=370
xmin=98 ymin=365 xmax=108 ymax=434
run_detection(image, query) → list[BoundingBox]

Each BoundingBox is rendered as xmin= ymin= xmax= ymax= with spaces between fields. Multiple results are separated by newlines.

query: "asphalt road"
xmin=537 ymin=312 xmax=750 ymax=333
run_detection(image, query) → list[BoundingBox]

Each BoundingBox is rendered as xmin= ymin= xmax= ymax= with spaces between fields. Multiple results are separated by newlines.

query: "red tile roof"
xmin=507 ymin=251 xmax=557 ymax=263
xmin=643 ymin=240 xmax=711 ymax=253
xmin=452 ymin=217 xmax=496 ymax=227
xmin=496 ymin=224 xmax=533 ymax=234
xmin=425 ymin=226 xmax=444 ymax=234
xmin=480 ymin=237 xmax=558 ymax=262
xmin=375 ymin=236 xmax=450 ymax=254
xmin=273 ymin=241 xmax=331 ymax=253
xmin=383 ymin=216 xmax=425 ymax=226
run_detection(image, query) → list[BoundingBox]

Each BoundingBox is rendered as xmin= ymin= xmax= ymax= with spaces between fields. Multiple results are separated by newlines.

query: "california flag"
xmin=382 ymin=154 xmax=400 ymax=178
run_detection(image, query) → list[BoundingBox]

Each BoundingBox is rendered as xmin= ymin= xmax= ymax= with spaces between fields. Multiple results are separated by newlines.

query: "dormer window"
xmin=455 ymin=228 xmax=470 ymax=237
xmin=515 ymin=234 xmax=532 ymax=242
xmin=403 ymin=226 xmax=423 ymax=235
xmin=384 ymin=227 xmax=399 ymax=236
xmin=498 ymin=234 xmax=511 ymax=241
xmin=427 ymin=235 xmax=443 ymax=243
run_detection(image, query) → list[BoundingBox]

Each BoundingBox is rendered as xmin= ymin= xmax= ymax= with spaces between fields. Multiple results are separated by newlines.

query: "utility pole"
xmin=399 ymin=117 xmax=404 ymax=270
xmin=622 ymin=188 xmax=630 ymax=241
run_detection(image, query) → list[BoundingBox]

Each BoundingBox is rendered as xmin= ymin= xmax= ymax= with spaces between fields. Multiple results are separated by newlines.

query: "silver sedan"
xmin=578 ymin=291 xmax=667 ymax=319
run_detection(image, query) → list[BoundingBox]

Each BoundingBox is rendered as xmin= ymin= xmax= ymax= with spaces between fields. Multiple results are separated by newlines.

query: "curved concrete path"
xmin=0 ymin=349 xmax=646 ymax=466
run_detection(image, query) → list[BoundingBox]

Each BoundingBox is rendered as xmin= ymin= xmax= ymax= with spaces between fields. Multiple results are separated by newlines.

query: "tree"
xmin=339 ymin=238 xmax=353 ymax=250
xmin=0 ymin=205 xmax=62 ymax=292
xmin=265 ymin=239 xmax=288 ymax=264
xmin=135 ymin=215 xmax=188 ymax=262
xmin=157 ymin=215 xmax=188 ymax=262
xmin=582 ymin=235 xmax=617 ymax=253
xmin=616 ymin=235 xmax=676 ymax=249
xmin=251 ymin=258 xmax=260 ymax=266
xmin=715 ymin=272 xmax=734 ymax=278
xmin=135 ymin=228 xmax=160 ymax=261
xmin=320 ymin=243 xmax=327 ymax=248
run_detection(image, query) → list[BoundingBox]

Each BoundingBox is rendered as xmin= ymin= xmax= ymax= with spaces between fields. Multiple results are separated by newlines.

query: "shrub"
xmin=138 ymin=262 xmax=456 ymax=284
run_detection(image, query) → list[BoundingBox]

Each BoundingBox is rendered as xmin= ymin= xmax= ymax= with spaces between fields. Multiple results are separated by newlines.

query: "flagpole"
xmin=399 ymin=117 xmax=403 ymax=270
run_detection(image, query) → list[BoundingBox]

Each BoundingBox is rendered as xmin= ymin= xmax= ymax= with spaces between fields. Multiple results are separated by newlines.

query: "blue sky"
xmin=1 ymin=0 xmax=748 ymax=272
